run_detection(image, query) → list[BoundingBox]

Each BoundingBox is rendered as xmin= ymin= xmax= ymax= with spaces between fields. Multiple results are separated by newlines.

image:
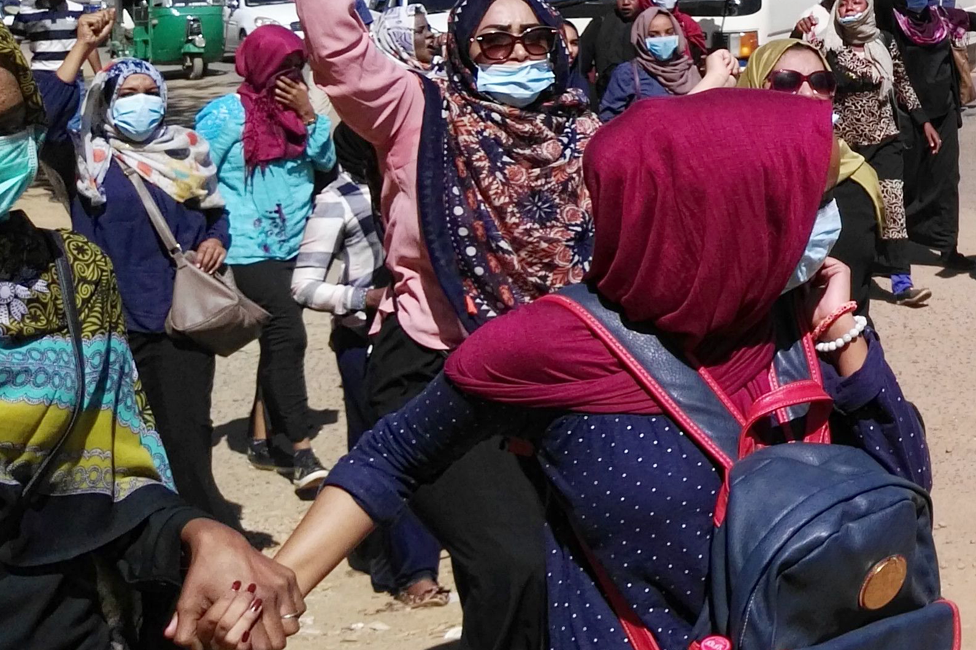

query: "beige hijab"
xmin=822 ymin=0 xmax=893 ymax=98
xmin=631 ymin=8 xmax=702 ymax=95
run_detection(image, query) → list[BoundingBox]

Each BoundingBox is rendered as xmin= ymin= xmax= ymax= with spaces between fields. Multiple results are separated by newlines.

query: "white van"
xmin=376 ymin=0 xmax=612 ymax=39
xmin=677 ymin=0 xmax=814 ymax=62
xmin=380 ymin=0 xmax=813 ymax=63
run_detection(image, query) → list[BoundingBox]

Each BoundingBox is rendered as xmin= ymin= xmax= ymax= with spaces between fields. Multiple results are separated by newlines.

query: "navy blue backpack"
xmin=543 ymin=284 xmax=957 ymax=650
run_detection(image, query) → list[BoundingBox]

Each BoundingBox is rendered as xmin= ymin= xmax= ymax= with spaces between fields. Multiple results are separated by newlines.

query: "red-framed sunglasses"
xmin=766 ymin=69 xmax=837 ymax=97
xmin=473 ymin=26 xmax=559 ymax=62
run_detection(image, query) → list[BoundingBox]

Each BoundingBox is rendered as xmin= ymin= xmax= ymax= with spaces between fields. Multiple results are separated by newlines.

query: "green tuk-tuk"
xmin=111 ymin=0 xmax=224 ymax=79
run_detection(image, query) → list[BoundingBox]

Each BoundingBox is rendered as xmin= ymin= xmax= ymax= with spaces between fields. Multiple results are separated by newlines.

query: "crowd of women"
xmin=0 ymin=0 xmax=970 ymax=647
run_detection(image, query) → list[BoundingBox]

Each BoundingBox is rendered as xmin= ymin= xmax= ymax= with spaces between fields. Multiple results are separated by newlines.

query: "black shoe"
xmin=940 ymin=250 xmax=976 ymax=271
xmin=894 ymin=287 xmax=932 ymax=307
xmin=292 ymin=449 xmax=329 ymax=494
xmin=248 ymin=440 xmax=277 ymax=471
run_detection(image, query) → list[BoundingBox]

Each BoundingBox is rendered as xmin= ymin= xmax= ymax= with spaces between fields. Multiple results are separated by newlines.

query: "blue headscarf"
xmin=415 ymin=0 xmax=598 ymax=332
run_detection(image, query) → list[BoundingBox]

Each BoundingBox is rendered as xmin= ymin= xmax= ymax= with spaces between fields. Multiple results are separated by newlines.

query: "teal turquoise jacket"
xmin=196 ymin=94 xmax=336 ymax=265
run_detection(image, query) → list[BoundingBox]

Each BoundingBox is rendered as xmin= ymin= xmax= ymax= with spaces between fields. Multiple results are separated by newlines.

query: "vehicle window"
xmin=377 ymin=0 xmax=614 ymax=14
xmin=679 ymin=0 xmax=760 ymax=17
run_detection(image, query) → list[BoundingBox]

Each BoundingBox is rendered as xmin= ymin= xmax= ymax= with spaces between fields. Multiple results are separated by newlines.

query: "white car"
xmin=223 ymin=0 xmax=303 ymax=54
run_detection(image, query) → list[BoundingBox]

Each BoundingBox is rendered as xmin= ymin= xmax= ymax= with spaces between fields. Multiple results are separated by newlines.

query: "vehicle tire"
xmin=239 ymin=29 xmax=247 ymax=44
xmin=189 ymin=56 xmax=204 ymax=80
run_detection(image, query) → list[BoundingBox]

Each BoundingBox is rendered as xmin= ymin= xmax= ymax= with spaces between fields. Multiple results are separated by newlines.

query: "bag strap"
xmin=20 ymin=231 xmax=87 ymax=502
xmin=545 ymin=283 xmax=741 ymax=470
xmin=543 ymin=284 xmax=832 ymax=471
xmin=120 ymin=162 xmax=188 ymax=270
xmin=541 ymin=283 xmax=831 ymax=650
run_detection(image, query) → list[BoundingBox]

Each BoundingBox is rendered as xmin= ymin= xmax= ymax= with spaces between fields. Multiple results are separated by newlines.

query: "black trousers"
xmin=904 ymin=110 xmax=961 ymax=253
xmin=128 ymin=332 xmax=236 ymax=528
xmin=334 ymin=325 xmax=441 ymax=594
xmin=231 ymin=260 xmax=310 ymax=444
xmin=831 ymin=178 xmax=879 ymax=317
xmin=365 ymin=315 xmax=548 ymax=650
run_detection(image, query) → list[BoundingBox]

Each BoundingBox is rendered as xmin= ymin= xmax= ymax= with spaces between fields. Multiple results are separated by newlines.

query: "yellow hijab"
xmin=738 ymin=39 xmax=885 ymax=229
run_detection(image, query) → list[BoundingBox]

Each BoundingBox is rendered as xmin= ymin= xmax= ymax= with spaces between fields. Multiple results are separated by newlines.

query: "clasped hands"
xmin=166 ymin=519 xmax=305 ymax=650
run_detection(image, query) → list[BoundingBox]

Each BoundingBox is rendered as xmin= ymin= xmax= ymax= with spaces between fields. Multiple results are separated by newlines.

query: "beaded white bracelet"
xmin=815 ymin=315 xmax=868 ymax=354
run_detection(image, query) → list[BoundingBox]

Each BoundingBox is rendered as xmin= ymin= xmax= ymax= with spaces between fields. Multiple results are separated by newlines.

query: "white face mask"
xmin=782 ymin=199 xmax=842 ymax=293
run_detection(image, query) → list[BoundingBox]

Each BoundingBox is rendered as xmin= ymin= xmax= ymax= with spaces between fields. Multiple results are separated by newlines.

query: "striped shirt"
xmin=291 ymin=173 xmax=385 ymax=331
xmin=11 ymin=2 xmax=96 ymax=71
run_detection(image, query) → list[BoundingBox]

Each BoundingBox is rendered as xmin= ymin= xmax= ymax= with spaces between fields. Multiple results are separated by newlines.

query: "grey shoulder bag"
xmin=121 ymin=164 xmax=270 ymax=357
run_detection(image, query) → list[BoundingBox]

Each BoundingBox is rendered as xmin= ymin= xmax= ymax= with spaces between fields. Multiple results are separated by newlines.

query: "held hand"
xmin=77 ymin=9 xmax=115 ymax=48
xmin=275 ymin=77 xmax=316 ymax=125
xmin=923 ymin=122 xmax=942 ymax=155
xmin=803 ymin=258 xmax=868 ymax=375
xmin=187 ymin=583 xmax=266 ymax=650
xmin=795 ymin=16 xmax=818 ymax=35
xmin=195 ymin=238 xmax=227 ymax=274
xmin=164 ymin=519 xmax=306 ymax=650
xmin=803 ymin=257 xmax=852 ymax=334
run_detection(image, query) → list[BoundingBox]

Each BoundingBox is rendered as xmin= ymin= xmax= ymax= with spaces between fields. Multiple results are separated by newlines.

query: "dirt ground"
xmin=18 ymin=62 xmax=976 ymax=649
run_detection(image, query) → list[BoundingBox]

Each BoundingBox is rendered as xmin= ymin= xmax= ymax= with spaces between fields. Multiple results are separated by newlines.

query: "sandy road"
xmin=15 ymin=61 xmax=976 ymax=649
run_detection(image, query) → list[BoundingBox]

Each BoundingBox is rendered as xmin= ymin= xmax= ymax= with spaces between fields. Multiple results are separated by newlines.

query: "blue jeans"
xmin=332 ymin=324 xmax=441 ymax=594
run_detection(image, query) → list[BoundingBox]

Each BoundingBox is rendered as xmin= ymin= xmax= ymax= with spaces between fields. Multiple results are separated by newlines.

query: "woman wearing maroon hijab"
xmin=271 ymin=90 xmax=931 ymax=649
xmin=196 ymin=25 xmax=337 ymax=494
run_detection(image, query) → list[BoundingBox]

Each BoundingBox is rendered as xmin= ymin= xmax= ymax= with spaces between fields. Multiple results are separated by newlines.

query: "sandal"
xmin=394 ymin=584 xmax=452 ymax=609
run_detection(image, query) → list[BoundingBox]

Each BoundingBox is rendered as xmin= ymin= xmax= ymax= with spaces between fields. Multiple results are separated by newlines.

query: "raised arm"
xmin=275 ymin=374 xmax=536 ymax=595
xmin=296 ymin=0 xmax=425 ymax=149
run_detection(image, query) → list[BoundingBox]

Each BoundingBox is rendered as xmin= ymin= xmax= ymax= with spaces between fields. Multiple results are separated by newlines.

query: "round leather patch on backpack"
xmin=859 ymin=555 xmax=908 ymax=610
xmin=700 ymin=636 xmax=732 ymax=650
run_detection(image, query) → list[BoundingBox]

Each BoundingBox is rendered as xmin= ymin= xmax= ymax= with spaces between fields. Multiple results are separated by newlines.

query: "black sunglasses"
xmin=766 ymin=69 xmax=837 ymax=97
xmin=473 ymin=26 xmax=559 ymax=62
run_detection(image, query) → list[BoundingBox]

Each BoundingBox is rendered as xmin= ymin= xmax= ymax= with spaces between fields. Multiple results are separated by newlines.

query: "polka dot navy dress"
xmin=327 ymin=334 xmax=931 ymax=650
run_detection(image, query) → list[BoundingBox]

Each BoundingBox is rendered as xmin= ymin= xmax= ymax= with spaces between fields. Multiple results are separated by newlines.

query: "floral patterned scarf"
xmin=75 ymin=58 xmax=223 ymax=209
xmin=416 ymin=0 xmax=599 ymax=332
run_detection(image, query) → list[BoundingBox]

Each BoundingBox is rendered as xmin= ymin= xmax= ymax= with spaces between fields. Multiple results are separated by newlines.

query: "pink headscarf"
xmin=235 ymin=25 xmax=308 ymax=169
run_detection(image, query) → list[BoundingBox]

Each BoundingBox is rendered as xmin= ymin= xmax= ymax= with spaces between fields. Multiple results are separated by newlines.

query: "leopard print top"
xmin=818 ymin=36 xmax=924 ymax=147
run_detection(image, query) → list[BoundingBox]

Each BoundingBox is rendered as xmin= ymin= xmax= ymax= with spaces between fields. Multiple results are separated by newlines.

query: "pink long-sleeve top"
xmin=297 ymin=0 xmax=466 ymax=351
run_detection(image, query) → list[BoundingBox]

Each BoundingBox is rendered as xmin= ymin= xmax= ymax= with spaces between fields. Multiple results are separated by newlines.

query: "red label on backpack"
xmin=700 ymin=636 xmax=732 ymax=650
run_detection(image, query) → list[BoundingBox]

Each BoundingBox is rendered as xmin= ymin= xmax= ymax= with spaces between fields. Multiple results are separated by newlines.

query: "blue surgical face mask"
xmin=645 ymin=35 xmax=680 ymax=61
xmin=782 ymin=198 xmax=842 ymax=293
xmin=111 ymin=93 xmax=165 ymax=142
xmin=652 ymin=0 xmax=677 ymax=9
xmin=476 ymin=60 xmax=555 ymax=108
xmin=837 ymin=11 xmax=866 ymax=25
xmin=0 ymin=128 xmax=39 ymax=222
xmin=906 ymin=0 xmax=929 ymax=12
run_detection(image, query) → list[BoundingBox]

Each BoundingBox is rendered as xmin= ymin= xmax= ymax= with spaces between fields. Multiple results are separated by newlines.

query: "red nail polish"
xmin=246 ymin=583 xmax=257 ymax=593
xmin=250 ymin=598 xmax=263 ymax=612
xmin=231 ymin=581 xmax=241 ymax=591
xmin=242 ymin=630 xmax=250 ymax=643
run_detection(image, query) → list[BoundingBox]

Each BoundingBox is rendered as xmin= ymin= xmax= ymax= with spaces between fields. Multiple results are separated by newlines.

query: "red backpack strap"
xmin=542 ymin=286 xmax=738 ymax=472
xmin=737 ymin=380 xmax=834 ymax=458
xmin=576 ymin=534 xmax=663 ymax=650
